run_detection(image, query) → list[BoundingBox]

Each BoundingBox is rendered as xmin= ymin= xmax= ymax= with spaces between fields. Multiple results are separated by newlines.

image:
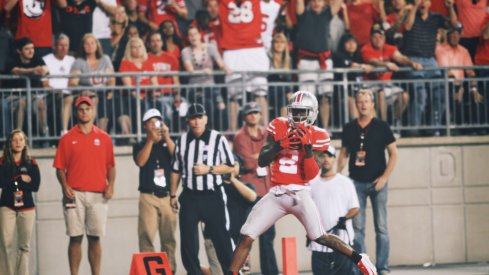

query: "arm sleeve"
xmin=219 ymin=135 xmax=235 ymax=166
xmin=171 ymin=138 xmax=182 ymax=173
xmin=18 ymin=161 xmax=41 ymax=192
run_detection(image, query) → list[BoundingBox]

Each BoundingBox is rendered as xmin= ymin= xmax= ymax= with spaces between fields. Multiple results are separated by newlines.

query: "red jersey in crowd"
xmin=267 ymin=117 xmax=329 ymax=186
xmin=361 ymin=43 xmax=397 ymax=80
xmin=219 ymin=0 xmax=263 ymax=50
xmin=475 ymin=15 xmax=489 ymax=65
xmin=119 ymin=59 xmax=154 ymax=86
xmin=147 ymin=52 xmax=179 ymax=93
xmin=15 ymin=0 xmax=54 ymax=48
xmin=139 ymin=0 xmax=186 ymax=27
xmin=345 ymin=3 xmax=379 ymax=46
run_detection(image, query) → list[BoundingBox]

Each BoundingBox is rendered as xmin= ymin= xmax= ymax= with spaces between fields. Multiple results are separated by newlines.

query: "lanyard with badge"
xmin=355 ymin=127 xmax=368 ymax=167
xmin=154 ymin=158 xmax=166 ymax=188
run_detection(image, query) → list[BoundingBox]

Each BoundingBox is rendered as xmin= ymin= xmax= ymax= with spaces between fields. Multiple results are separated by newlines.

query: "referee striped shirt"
xmin=172 ymin=129 xmax=235 ymax=191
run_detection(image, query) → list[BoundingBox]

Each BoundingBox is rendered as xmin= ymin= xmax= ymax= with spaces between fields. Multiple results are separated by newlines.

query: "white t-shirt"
xmin=309 ymin=173 xmax=359 ymax=253
xmin=43 ymin=53 xmax=76 ymax=94
xmin=260 ymin=0 xmax=281 ymax=51
xmin=92 ymin=0 xmax=117 ymax=39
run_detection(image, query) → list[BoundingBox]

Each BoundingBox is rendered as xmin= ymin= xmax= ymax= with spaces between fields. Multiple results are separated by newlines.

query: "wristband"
xmin=170 ymin=195 xmax=176 ymax=199
xmin=209 ymin=166 xmax=214 ymax=174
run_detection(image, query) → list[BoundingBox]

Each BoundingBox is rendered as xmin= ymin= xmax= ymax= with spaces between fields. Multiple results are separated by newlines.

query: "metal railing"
xmin=1 ymin=66 xmax=488 ymax=148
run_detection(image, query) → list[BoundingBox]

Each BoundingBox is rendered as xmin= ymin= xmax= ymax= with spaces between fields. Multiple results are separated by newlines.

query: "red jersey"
xmin=53 ymin=125 xmax=115 ymax=193
xmin=430 ymin=0 xmax=449 ymax=16
xmin=267 ymin=117 xmax=330 ymax=186
xmin=147 ymin=53 xmax=179 ymax=93
xmin=15 ymin=0 xmax=53 ymax=48
xmin=475 ymin=15 xmax=489 ymax=65
xmin=119 ymin=59 xmax=154 ymax=86
xmin=361 ymin=43 xmax=398 ymax=80
xmin=219 ymin=0 xmax=263 ymax=50
xmin=139 ymin=0 xmax=186 ymax=27
xmin=209 ymin=19 xmax=223 ymax=52
xmin=345 ymin=3 xmax=379 ymax=46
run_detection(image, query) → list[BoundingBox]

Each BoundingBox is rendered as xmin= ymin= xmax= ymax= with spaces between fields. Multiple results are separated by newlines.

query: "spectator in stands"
xmin=69 ymin=33 xmax=116 ymax=133
xmin=206 ymin=0 xmax=222 ymax=50
xmin=384 ymin=0 xmax=411 ymax=47
xmin=361 ymin=24 xmax=422 ymax=122
xmin=295 ymin=0 xmax=343 ymax=128
xmin=92 ymin=0 xmax=118 ymax=56
xmin=475 ymin=13 xmax=489 ymax=77
xmin=5 ymin=37 xmax=49 ymax=138
xmin=402 ymin=0 xmax=457 ymax=135
xmin=332 ymin=33 xmax=374 ymax=120
xmin=220 ymin=0 xmax=270 ymax=131
xmin=233 ymin=102 xmax=278 ymax=275
xmin=435 ymin=26 xmax=484 ymax=131
xmin=146 ymin=31 xmax=180 ymax=126
xmin=113 ymin=23 xmax=141 ymax=73
xmin=111 ymin=6 xmax=129 ymax=57
xmin=474 ymin=14 xmax=489 ymax=132
xmin=344 ymin=0 xmax=386 ymax=46
xmin=160 ymin=20 xmax=184 ymax=61
xmin=4 ymin=0 xmax=66 ymax=57
xmin=454 ymin=0 xmax=488 ymax=59
xmin=309 ymin=146 xmax=360 ymax=275
xmin=122 ymin=0 xmax=148 ymax=36
xmin=194 ymin=10 xmax=213 ymax=45
xmin=138 ymin=0 xmax=188 ymax=33
xmin=182 ymin=25 xmax=230 ymax=130
xmin=120 ymin=36 xmax=158 ymax=138
xmin=268 ymin=32 xmax=293 ymax=117
xmin=42 ymin=33 xmax=76 ymax=136
xmin=261 ymin=0 xmax=281 ymax=51
xmin=58 ymin=0 xmax=114 ymax=54
xmin=0 ymin=129 xmax=41 ymax=275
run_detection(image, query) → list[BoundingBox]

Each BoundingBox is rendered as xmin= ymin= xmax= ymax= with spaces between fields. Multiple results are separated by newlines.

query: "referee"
xmin=170 ymin=103 xmax=235 ymax=275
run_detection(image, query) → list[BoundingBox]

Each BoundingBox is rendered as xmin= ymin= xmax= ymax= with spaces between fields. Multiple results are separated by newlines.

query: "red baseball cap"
xmin=75 ymin=96 xmax=94 ymax=108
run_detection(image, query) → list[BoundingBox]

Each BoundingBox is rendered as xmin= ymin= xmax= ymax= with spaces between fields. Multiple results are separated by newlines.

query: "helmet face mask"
xmin=287 ymin=91 xmax=318 ymax=127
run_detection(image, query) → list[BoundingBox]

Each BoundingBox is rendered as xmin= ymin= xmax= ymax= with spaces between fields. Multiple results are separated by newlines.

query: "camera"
xmin=154 ymin=120 xmax=162 ymax=129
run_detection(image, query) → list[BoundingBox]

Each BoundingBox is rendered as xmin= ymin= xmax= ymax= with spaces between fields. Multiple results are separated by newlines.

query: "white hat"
xmin=142 ymin=109 xmax=162 ymax=122
xmin=324 ymin=146 xmax=336 ymax=157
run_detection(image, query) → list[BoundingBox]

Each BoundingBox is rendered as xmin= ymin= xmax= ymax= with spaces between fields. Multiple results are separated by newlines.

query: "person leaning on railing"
xmin=120 ymin=36 xmax=159 ymax=143
xmin=69 ymin=33 xmax=116 ymax=134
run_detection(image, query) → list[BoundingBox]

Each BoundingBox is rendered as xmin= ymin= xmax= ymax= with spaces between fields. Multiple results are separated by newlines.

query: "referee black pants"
xmin=179 ymin=187 xmax=234 ymax=275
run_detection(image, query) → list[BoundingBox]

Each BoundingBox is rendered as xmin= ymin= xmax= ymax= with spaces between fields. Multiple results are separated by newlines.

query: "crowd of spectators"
xmin=0 ymin=0 xmax=488 ymax=143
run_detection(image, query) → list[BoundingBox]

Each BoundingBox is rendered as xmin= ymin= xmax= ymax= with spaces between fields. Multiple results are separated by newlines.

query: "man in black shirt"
xmin=338 ymin=89 xmax=398 ymax=275
xmin=132 ymin=108 xmax=177 ymax=271
xmin=4 ymin=37 xmax=49 ymax=138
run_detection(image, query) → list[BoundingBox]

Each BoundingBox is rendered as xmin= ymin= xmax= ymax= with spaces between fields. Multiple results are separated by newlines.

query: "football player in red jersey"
xmin=229 ymin=91 xmax=377 ymax=275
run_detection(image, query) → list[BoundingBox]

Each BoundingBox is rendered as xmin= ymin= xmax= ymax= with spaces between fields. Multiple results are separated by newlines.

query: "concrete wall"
xmin=3 ymin=136 xmax=489 ymax=274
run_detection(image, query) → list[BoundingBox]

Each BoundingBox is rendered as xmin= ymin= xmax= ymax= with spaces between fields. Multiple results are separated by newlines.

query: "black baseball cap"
xmin=186 ymin=103 xmax=206 ymax=118
xmin=370 ymin=23 xmax=385 ymax=36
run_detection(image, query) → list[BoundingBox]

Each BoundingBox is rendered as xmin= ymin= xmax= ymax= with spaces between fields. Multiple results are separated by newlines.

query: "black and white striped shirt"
xmin=172 ymin=129 xmax=235 ymax=191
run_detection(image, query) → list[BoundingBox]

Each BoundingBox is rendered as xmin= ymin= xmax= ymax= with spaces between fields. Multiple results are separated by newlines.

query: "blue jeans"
xmin=259 ymin=225 xmax=278 ymax=275
xmin=406 ymin=56 xmax=445 ymax=127
xmin=352 ymin=181 xmax=389 ymax=272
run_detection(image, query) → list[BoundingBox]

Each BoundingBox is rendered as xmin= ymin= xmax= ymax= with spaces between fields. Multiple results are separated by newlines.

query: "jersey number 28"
xmin=227 ymin=1 xmax=254 ymax=24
